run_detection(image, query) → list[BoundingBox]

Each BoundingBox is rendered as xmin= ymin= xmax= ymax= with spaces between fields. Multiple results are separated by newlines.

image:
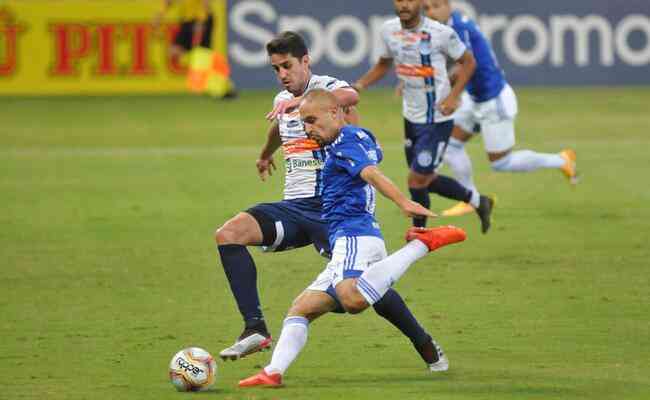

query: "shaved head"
xmin=299 ymin=89 xmax=345 ymax=147
xmin=301 ymin=89 xmax=338 ymax=111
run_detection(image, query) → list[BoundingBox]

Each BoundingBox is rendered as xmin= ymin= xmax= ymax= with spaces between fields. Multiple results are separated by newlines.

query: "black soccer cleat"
xmin=475 ymin=195 xmax=495 ymax=234
xmin=415 ymin=337 xmax=449 ymax=372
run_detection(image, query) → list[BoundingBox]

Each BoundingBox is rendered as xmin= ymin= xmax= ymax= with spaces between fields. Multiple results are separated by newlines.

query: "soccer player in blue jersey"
xmin=354 ymin=0 xmax=494 ymax=233
xmin=424 ymin=0 xmax=578 ymax=217
xmin=216 ymin=31 xmax=450 ymax=370
xmin=239 ymin=89 xmax=467 ymax=388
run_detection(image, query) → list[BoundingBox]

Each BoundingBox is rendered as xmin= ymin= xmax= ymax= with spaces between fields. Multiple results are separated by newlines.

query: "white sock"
xmin=356 ymin=240 xmax=429 ymax=305
xmin=264 ymin=316 xmax=309 ymax=375
xmin=469 ymin=190 xmax=481 ymax=208
xmin=491 ymin=150 xmax=564 ymax=172
xmin=444 ymin=137 xmax=477 ymax=192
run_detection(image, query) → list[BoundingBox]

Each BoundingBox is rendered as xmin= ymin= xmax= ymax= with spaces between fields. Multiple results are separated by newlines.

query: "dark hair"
xmin=266 ymin=31 xmax=308 ymax=58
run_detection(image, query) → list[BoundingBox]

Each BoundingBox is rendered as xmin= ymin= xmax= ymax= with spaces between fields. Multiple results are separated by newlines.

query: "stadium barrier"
xmin=0 ymin=0 xmax=227 ymax=95
xmin=226 ymin=0 xmax=650 ymax=88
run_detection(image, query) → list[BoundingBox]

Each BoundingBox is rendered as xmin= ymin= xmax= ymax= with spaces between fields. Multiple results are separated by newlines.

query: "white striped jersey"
xmin=379 ymin=16 xmax=467 ymax=124
xmin=273 ymin=74 xmax=351 ymax=200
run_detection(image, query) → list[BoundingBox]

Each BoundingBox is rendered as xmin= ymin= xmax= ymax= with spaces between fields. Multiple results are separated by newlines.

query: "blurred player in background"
xmin=153 ymin=0 xmax=212 ymax=62
xmin=424 ymin=0 xmax=578 ymax=217
xmin=153 ymin=0 xmax=236 ymax=99
xmin=354 ymin=0 xmax=495 ymax=233
xmin=215 ymin=31 xmax=450 ymax=372
xmin=239 ymin=89 xmax=467 ymax=388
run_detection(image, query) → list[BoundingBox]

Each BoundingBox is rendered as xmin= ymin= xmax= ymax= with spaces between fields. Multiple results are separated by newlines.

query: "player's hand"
xmin=352 ymin=82 xmax=365 ymax=93
xmin=438 ymin=95 xmax=460 ymax=116
xmin=256 ymin=158 xmax=276 ymax=181
xmin=400 ymin=200 xmax=437 ymax=218
xmin=266 ymin=98 xmax=300 ymax=121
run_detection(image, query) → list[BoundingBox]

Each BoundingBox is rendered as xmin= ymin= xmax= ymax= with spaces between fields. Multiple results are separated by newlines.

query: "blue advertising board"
xmin=227 ymin=0 xmax=650 ymax=88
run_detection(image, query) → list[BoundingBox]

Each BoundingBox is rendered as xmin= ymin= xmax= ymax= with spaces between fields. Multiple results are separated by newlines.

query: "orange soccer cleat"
xmin=560 ymin=149 xmax=579 ymax=185
xmin=238 ymin=369 xmax=283 ymax=388
xmin=405 ymin=226 xmax=467 ymax=251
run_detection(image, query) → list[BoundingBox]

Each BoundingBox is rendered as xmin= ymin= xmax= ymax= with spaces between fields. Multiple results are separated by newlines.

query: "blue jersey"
xmin=450 ymin=11 xmax=506 ymax=102
xmin=322 ymin=125 xmax=383 ymax=246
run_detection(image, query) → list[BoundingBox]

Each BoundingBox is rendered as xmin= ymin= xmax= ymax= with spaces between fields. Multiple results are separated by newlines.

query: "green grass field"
xmin=1 ymin=87 xmax=650 ymax=400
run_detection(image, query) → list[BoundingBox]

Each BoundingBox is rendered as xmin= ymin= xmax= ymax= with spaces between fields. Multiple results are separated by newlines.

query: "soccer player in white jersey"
xmin=424 ymin=0 xmax=578 ymax=217
xmin=216 ymin=32 xmax=450 ymax=370
xmin=239 ymin=89 xmax=467 ymax=388
xmin=354 ymin=0 xmax=494 ymax=233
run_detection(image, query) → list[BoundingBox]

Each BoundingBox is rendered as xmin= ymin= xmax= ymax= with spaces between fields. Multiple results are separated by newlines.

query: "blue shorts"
xmin=404 ymin=119 xmax=454 ymax=174
xmin=246 ymin=197 xmax=330 ymax=258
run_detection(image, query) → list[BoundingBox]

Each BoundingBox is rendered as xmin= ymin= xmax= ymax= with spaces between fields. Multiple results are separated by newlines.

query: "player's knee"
xmin=408 ymin=172 xmax=433 ymax=188
xmin=340 ymin=296 xmax=368 ymax=315
xmin=214 ymin=226 xmax=234 ymax=245
xmin=215 ymin=220 xmax=244 ymax=245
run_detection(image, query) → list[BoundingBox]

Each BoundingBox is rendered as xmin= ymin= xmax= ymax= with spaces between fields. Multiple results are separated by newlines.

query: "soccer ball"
xmin=168 ymin=347 xmax=217 ymax=392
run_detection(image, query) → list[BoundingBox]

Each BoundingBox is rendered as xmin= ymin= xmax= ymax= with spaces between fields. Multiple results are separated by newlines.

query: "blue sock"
xmin=428 ymin=175 xmax=473 ymax=203
xmin=409 ymin=187 xmax=430 ymax=227
xmin=373 ymin=289 xmax=430 ymax=348
xmin=218 ymin=244 xmax=266 ymax=331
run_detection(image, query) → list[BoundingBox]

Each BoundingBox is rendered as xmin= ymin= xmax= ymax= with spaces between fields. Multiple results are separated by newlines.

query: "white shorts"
xmin=454 ymin=84 xmax=518 ymax=153
xmin=307 ymin=236 xmax=387 ymax=292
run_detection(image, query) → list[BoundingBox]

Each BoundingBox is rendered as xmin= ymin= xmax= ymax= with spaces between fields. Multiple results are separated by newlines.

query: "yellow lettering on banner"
xmin=0 ymin=0 xmax=226 ymax=95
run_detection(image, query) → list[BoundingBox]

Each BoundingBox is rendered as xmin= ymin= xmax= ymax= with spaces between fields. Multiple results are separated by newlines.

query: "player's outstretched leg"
xmin=490 ymin=149 xmax=579 ymax=184
xmin=354 ymin=227 xmax=467 ymax=308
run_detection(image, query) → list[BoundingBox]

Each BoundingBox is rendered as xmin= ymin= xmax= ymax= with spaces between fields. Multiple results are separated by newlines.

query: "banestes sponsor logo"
xmin=175 ymin=357 xmax=204 ymax=376
xmin=285 ymin=158 xmax=323 ymax=173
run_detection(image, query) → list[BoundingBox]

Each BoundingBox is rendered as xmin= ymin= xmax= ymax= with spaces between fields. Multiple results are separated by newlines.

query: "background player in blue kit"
xmin=423 ymin=0 xmax=579 ymax=217
xmin=215 ymin=31 xmax=448 ymax=369
xmin=239 ymin=89 xmax=467 ymax=388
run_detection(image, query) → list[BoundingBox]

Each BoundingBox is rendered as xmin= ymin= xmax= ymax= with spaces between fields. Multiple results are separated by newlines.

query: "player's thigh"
xmin=479 ymin=85 xmax=518 ymax=154
xmin=405 ymin=120 xmax=437 ymax=175
xmin=246 ymin=201 xmax=313 ymax=253
xmin=287 ymin=290 xmax=337 ymax=322
xmin=454 ymin=91 xmax=479 ymax=137
xmin=403 ymin=118 xmax=418 ymax=169
xmin=331 ymin=236 xmax=387 ymax=312
xmin=307 ymin=220 xmax=331 ymax=259
xmin=482 ymin=119 xmax=516 ymax=154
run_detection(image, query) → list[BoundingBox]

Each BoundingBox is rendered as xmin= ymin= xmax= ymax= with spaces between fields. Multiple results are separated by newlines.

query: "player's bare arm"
xmin=360 ymin=165 xmax=437 ymax=219
xmin=439 ymin=50 xmax=476 ymax=116
xmin=256 ymin=120 xmax=280 ymax=181
xmin=266 ymin=87 xmax=358 ymax=121
xmin=353 ymin=57 xmax=394 ymax=91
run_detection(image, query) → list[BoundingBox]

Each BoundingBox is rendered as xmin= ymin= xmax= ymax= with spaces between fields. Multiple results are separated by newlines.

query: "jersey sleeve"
xmin=442 ymin=26 xmax=467 ymax=61
xmin=377 ymin=24 xmax=394 ymax=59
xmin=333 ymin=132 xmax=380 ymax=177
xmin=312 ymin=76 xmax=351 ymax=92
xmin=272 ymin=91 xmax=291 ymax=108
